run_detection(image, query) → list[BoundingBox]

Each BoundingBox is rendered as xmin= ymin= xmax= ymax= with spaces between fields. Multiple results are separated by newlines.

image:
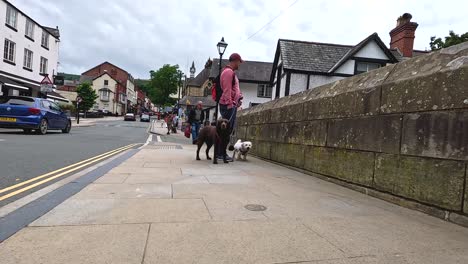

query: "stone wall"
xmin=237 ymin=42 xmax=468 ymax=226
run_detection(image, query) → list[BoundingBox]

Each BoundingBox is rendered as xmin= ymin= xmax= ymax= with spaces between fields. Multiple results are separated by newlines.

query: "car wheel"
xmin=62 ymin=121 xmax=71 ymax=133
xmin=36 ymin=119 xmax=48 ymax=135
xmin=23 ymin=128 xmax=32 ymax=134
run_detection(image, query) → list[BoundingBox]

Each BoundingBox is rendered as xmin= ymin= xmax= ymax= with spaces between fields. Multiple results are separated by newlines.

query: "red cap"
xmin=229 ymin=53 xmax=244 ymax=63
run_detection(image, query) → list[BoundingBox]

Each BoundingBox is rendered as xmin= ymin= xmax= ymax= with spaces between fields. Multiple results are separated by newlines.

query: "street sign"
xmin=54 ymin=75 xmax=64 ymax=86
xmin=40 ymin=75 xmax=54 ymax=93
xmin=40 ymin=84 xmax=54 ymax=93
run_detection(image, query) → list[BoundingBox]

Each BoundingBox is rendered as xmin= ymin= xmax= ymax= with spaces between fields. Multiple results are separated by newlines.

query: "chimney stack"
xmin=389 ymin=13 xmax=418 ymax=58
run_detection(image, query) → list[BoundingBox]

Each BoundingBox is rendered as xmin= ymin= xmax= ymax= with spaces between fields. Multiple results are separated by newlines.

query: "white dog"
xmin=233 ymin=139 xmax=252 ymax=161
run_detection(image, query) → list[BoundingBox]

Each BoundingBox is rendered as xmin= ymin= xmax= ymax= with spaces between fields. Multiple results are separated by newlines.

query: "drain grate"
xmin=146 ymin=145 xmax=183 ymax=150
xmin=244 ymin=204 xmax=267 ymax=211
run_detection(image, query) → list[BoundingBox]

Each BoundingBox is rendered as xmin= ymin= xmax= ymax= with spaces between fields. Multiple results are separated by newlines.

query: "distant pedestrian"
xmin=188 ymin=101 xmax=205 ymax=144
xmin=165 ymin=113 xmax=173 ymax=135
xmin=172 ymin=115 xmax=179 ymax=133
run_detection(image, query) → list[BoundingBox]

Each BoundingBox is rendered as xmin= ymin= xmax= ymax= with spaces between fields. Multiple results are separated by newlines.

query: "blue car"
xmin=0 ymin=96 xmax=71 ymax=135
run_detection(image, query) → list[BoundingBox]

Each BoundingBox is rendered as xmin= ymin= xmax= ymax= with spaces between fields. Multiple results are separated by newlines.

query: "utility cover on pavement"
xmin=244 ymin=204 xmax=267 ymax=211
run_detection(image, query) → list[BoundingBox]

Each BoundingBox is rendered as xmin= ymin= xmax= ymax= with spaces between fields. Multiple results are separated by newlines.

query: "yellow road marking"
xmin=0 ymin=143 xmax=138 ymax=202
xmin=0 ymin=144 xmax=138 ymax=196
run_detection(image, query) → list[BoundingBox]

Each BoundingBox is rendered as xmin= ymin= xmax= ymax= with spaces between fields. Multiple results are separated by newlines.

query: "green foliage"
xmin=57 ymin=72 xmax=80 ymax=81
xmin=148 ymin=64 xmax=182 ymax=106
xmin=59 ymin=103 xmax=76 ymax=112
xmin=430 ymin=31 xmax=468 ymax=51
xmin=76 ymin=82 xmax=98 ymax=112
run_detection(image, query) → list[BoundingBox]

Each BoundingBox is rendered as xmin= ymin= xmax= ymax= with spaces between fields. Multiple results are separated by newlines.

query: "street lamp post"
xmin=177 ymin=72 xmax=182 ymax=111
xmin=215 ymin=37 xmax=228 ymax=121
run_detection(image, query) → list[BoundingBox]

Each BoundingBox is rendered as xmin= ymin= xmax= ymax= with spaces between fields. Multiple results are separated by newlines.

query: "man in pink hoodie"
xmin=218 ymin=53 xmax=243 ymax=161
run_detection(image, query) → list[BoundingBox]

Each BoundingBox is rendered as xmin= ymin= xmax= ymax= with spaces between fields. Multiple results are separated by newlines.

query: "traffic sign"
xmin=40 ymin=75 xmax=54 ymax=93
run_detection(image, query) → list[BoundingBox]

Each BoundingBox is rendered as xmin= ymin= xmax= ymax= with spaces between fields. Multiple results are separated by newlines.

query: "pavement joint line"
xmin=0 ymin=143 xmax=139 ymax=196
xmin=140 ymin=224 xmax=152 ymax=264
xmin=0 ymin=144 xmax=140 ymax=202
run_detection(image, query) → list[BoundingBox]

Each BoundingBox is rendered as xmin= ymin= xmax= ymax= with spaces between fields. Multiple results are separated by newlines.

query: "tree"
xmin=148 ymin=64 xmax=182 ymax=106
xmin=76 ymin=82 xmax=98 ymax=113
xmin=430 ymin=31 xmax=468 ymax=51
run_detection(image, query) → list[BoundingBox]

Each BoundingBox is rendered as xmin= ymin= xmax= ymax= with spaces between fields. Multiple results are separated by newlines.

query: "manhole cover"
xmin=244 ymin=204 xmax=267 ymax=211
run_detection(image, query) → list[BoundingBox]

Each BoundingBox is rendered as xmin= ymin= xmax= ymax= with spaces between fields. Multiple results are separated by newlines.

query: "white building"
xmin=270 ymin=14 xmax=429 ymax=99
xmin=0 ymin=0 xmax=66 ymax=102
xmin=91 ymin=72 xmax=119 ymax=113
xmin=270 ymin=33 xmax=400 ymax=99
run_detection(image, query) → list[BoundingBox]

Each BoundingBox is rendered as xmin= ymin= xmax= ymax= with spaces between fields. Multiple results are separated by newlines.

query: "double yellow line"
xmin=0 ymin=143 xmax=139 ymax=202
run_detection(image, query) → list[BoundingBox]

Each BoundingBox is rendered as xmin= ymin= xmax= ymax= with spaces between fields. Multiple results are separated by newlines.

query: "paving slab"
xmin=143 ymin=220 xmax=345 ymax=264
xmin=30 ymin=198 xmax=211 ymax=226
xmin=301 ymin=214 xmax=468 ymax=258
xmin=70 ymin=183 xmax=172 ymax=199
xmin=93 ymin=172 xmax=130 ymax=184
xmin=0 ymin=224 xmax=148 ymax=264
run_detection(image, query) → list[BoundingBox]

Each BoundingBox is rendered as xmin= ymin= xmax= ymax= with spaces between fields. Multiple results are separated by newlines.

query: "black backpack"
xmin=212 ymin=68 xmax=236 ymax=103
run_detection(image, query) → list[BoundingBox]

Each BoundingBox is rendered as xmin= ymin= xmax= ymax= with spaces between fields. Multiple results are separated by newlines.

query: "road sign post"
xmin=76 ymin=96 xmax=82 ymax=124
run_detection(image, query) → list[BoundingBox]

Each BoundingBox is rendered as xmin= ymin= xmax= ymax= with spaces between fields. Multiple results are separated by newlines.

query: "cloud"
xmin=11 ymin=0 xmax=468 ymax=78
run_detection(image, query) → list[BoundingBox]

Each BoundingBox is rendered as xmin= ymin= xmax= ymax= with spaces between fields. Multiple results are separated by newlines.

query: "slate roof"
xmin=390 ymin=48 xmax=431 ymax=61
xmin=275 ymin=33 xmax=398 ymax=76
xmin=44 ymin=26 xmax=60 ymax=39
xmin=278 ymin=39 xmax=352 ymax=73
xmin=187 ymin=67 xmax=211 ymax=87
xmin=209 ymin=59 xmax=273 ymax=83
xmin=178 ymin=96 xmax=216 ymax=107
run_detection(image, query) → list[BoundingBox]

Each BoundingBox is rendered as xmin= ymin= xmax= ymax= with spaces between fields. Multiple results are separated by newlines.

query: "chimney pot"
xmin=390 ymin=13 xmax=418 ymax=58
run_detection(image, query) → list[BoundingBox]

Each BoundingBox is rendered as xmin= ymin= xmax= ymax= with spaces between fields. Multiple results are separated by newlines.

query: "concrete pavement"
xmin=1 ymin=139 xmax=468 ymax=263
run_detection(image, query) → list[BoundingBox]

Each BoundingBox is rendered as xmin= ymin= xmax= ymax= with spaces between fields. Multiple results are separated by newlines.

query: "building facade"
xmin=270 ymin=13 xmax=428 ymax=99
xmin=91 ymin=72 xmax=119 ymax=114
xmin=0 ymin=0 xmax=66 ymax=102
xmin=81 ymin=61 xmax=136 ymax=114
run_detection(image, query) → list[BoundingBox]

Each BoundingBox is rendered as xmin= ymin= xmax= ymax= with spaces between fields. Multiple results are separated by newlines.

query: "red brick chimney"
xmin=389 ymin=13 xmax=418 ymax=58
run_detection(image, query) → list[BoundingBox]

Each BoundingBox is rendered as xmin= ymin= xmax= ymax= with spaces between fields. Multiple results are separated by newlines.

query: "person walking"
xmin=188 ymin=101 xmax=205 ymax=144
xmin=165 ymin=113 xmax=173 ymax=135
xmin=218 ymin=53 xmax=244 ymax=161
xmin=172 ymin=114 xmax=179 ymax=133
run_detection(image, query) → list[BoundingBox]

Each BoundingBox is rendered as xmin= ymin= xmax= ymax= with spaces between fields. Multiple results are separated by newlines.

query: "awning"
xmin=0 ymin=76 xmax=30 ymax=91
xmin=46 ymin=91 xmax=70 ymax=103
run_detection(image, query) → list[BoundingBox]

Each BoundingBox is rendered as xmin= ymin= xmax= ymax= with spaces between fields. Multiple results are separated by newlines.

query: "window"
xmin=48 ymin=101 xmax=61 ymax=111
xmin=5 ymin=5 xmax=17 ymax=29
xmin=40 ymin=57 xmax=48 ymax=74
xmin=104 ymin=80 xmax=109 ymax=86
xmin=23 ymin=49 xmax=33 ymax=70
xmin=100 ymin=90 xmax=110 ymax=101
xmin=25 ymin=19 xmax=34 ymax=40
xmin=3 ymin=39 xmax=16 ymax=63
xmin=119 ymin=94 xmax=126 ymax=103
xmin=41 ymin=100 xmax=51 ymax=109
xmin=257 ymin=84 xmax=272 ymax=98
xmin=41 ymin=30 xmax=49 ymax=48
xmin=355 ymin=61 xmax=381 ymax=74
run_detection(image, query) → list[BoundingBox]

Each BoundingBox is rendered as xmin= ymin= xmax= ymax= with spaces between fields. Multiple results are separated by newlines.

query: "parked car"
xmin=124 ymin=113 xmax=136 ymax=121
xmin=0 ymin=96 xmax=71 ymax=135
xmin=140 ymin=113 xmax=150 ymax=122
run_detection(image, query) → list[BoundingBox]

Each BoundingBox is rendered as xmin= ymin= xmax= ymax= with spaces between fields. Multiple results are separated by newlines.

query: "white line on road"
xmin=0 ymin=139 xmax=5 ymax=142
xmin=157 ymin=136 xmax=162 ymax=142
xmin=139 ymin=134 xmax=153 ymax=149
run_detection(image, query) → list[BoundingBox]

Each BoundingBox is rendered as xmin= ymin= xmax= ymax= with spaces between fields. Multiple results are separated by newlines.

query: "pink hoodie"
xmin=219 ymin=66 xmax=242 ymax=109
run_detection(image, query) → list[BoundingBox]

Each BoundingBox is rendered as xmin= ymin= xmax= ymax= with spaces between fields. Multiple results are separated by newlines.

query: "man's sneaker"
xmin=217 ymin=155 xmax=233 ymax=162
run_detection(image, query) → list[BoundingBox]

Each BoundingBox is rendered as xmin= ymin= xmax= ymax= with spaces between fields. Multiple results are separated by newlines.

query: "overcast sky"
xmin=12 ymin=0 xmax=468 ymax=79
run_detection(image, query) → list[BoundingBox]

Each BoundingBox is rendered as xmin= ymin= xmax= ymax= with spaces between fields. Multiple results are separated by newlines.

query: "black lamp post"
xmin=215 ymin=37 xmax=228 ymax=121
xmin=177 ymin=72 xmax=182 ymax=111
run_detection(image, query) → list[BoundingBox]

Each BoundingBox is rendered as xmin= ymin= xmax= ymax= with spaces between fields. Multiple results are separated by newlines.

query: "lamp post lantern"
xmin=215 ymin=37 xmax=228 ymax=121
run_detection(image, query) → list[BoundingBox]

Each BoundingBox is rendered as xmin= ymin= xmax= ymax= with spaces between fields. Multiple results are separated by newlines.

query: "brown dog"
xmin=196 ymin=119 xmax=230 ymax=164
